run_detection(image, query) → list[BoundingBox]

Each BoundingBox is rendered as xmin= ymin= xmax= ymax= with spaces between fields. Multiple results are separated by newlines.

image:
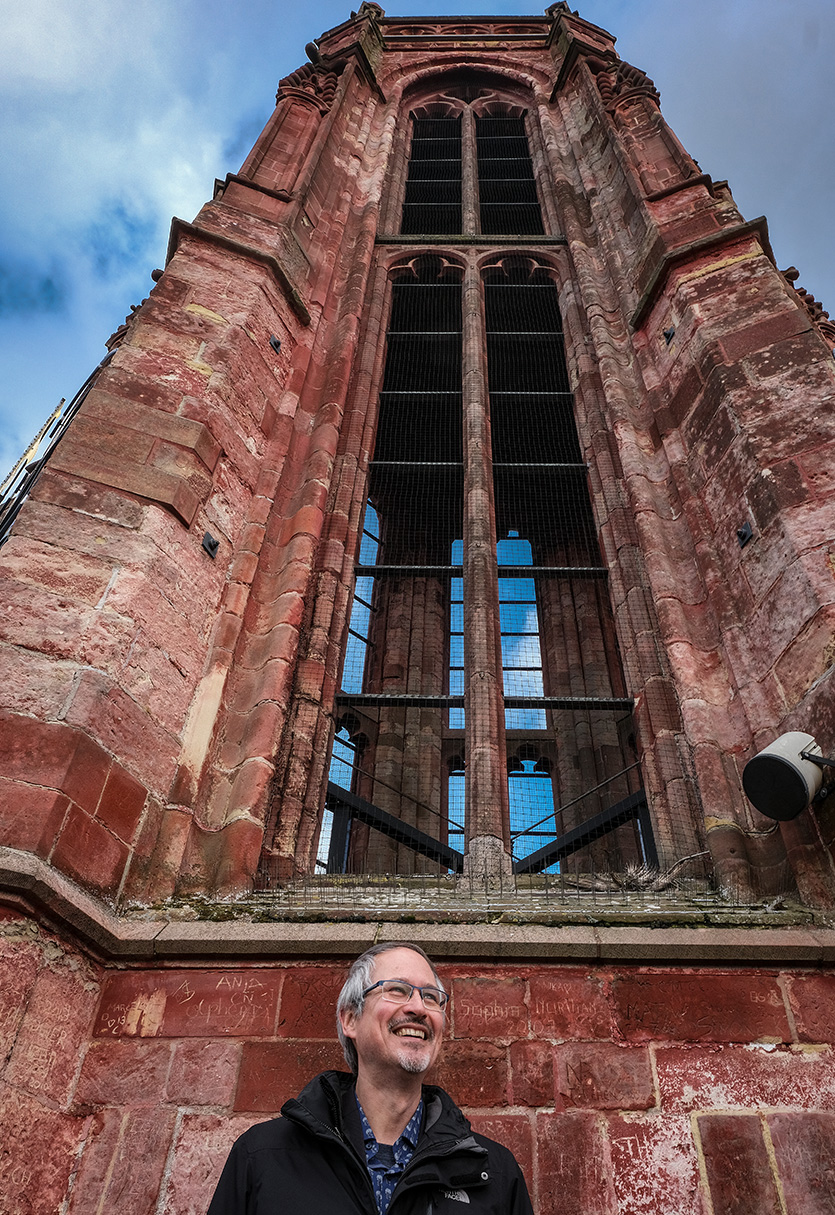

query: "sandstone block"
xmin=537 ymin=1110 xmax=616 ymax=1215
xmin=66 ymin=1106 xmax=177 ymax=1215
xmin=166 ymin=1040 xmax=243 ymax=1107
xmin=556 ymin=1042 xmax=655 ymax=1110
xmin=785 ymin=973 xmax=835 ymax=1043
xmin=452 ymin=976 xmax=528 ymax=1042
xmin=0 ymin=1085 xmax=83 ymax=1215
xmin=95 ymin=969 xmax=281 ymax=1039
xmin=529 ymin=971 xmax=614 ymax=1040
xmin=611 ymin=971 xmax=790 ymax=1042
xmin=697 ymin=1113 xmax=781 ymax=1215
xmin=509 ymin=1039 xmax=555 ymax=1107
xmin=75 ymin=1039 xmax=172 ymax=1107
xmin=51 ymin=805 xmax=129 ymax=896
xmin=430 ymin=1040 xmax=508 ymax=1109
xmin=607 ymin=1113 xmax=702 ymax=1215
xmin=5 ymin=963 xmax=100 ymax=1105
xmin=233 ymin=1040 xmax=345 ymax=1112
xmin=767 ymin=1111 xmax=835 ymax=1215
xmin=275 ymin=966 xmax=344 ymax=1038
xmin=656 ymin=1044 xmax=835 ymax=1112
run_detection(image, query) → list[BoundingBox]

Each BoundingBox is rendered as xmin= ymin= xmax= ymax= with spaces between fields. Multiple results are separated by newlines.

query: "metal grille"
xmin=485 ymin=262 xmax=643 ymax=871
xmin=401 ymin=116 xmax=462 ymax=235
xmin=326 ymin=259 xmax=464 ymax=872
xmin=476 ymin=116 xmax=544 ymax=236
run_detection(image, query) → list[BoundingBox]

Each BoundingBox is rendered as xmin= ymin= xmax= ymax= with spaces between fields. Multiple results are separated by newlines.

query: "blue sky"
xmin=1 ymin=0 xmax=833 ymax=477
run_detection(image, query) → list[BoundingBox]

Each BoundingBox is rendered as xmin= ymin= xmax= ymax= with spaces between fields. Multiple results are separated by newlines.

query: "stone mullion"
xmin=461 ymin=106 xmax=479 ymax=237
xmin=462 ymin=257 xmax=512 ymax=876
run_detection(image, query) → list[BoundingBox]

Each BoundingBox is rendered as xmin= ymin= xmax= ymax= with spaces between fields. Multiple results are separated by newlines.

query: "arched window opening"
xmin=485 ymin=256 xmax=645 ymax=873
xmin=508 ymin=746 xmax=558 ymax=871
xmin=400 ymin=92 xmax=544 ymax=237
xmin=325 ymin=256 xmax=465 ymax=874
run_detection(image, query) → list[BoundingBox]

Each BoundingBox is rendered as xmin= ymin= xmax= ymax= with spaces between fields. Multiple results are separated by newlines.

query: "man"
xmin=208 ymin=941 xmax=534 ymax=1214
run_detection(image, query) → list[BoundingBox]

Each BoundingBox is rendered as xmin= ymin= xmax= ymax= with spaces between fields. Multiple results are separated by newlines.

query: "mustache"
xmin=390 ymin=1014 xmax=433 ymax=1039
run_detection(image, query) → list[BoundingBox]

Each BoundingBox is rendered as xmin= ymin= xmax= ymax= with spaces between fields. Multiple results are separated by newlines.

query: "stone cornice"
xmin=630 ymin=216 xmax=775 ymax=332
xmin=166 ymin=217 xmax=311 ymax=326
xmin=2 ymin=848 xmax=834 ymax=968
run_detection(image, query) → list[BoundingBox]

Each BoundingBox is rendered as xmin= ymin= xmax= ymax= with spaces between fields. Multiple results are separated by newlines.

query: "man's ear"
xmin=339 ymin=1006 xmax=358 ymax=1040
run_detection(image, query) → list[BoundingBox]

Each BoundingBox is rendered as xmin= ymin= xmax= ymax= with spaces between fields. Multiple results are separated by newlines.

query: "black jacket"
xmin=207 ymin=1070 xmax=534 ymax=1215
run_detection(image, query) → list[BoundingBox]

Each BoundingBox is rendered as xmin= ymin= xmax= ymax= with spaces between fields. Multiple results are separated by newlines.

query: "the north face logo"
xmin=442 ymin=1191 xmax=470 ymax=1203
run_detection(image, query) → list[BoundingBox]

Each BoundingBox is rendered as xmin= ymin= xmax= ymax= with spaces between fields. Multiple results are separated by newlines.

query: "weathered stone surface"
xmin=510 ymin=1039 xmax=555 ymax=1107
xmin=0 ymin=1085 xmax=83 ymax=1214
xmin=452 ymin=976 xmax=528 ymax=1043
xmin=767 ymin=1111 xmax=835 ymax=1215
xmin=698 ymin=1113 xmax=782 ymax=1215
xmin=430 ymin=1040 xmax=509 ymax=1108
xmin=75 ymin=1039 xmax=173 ymax=1106
xmin=66 ymin=1106 xmax=178 ymax=1215
xmin=95 ymin=969 xmax=281 ymax=1038
xmin=556 ymin=1042 xmax=655 ymax=1110
xmin=275 ymin=965 xmax=343 ymax=1038
xmin=528 ymin=971 xmax=614 ymax=1040
xmin=159 ymin=1114 xmax=261 ymax=1215
xmin=608 ymin=1114 xmax=702 ymax=1215
xmin=166 ymin=1040 xmax=242 ymax=1107
xmin=612 ymin=971 xmax=791 ymax=1042
xmin=234 ymin=1040 xmax=344 ymax=1112
xmin=656 ymin=1044 xmax=835 ymax=1112
xmin=5 ymin=963 xmax=99 ymax=1105
xmin=537 ymin=1110 xmax=617 ymax=1214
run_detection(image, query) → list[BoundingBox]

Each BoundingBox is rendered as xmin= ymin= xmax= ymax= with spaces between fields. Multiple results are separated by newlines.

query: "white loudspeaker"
xmin=742 ymin=731 xmax=823 ymax=821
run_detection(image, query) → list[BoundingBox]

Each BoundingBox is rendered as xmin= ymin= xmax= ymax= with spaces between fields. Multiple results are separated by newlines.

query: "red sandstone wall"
xmin=3 ymin=913 xmax=835 ymax=1214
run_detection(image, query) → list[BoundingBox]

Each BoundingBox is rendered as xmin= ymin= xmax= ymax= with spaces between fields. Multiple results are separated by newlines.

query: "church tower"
xmin=2 ymin=7 xmax=835 ymax=1211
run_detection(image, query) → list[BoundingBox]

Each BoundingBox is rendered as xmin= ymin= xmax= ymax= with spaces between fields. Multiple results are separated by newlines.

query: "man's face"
xmin=340 ymin=947 xmax=445 ymax=1080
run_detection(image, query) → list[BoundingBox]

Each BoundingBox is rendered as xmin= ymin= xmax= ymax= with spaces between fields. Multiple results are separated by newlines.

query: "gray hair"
xmin=335 ymin=941 xmax=446 ymax=1073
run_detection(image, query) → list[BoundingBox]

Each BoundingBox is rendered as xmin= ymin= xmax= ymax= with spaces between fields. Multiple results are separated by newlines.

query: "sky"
xmin=1 ymin=0 xmax=832 ymax=478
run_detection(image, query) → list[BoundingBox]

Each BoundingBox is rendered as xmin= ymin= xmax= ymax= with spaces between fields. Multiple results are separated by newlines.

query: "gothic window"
xmin=401 ymin=115 xmax=462 ymax=235
xmin=322 ymin=87 xmax=647 ymax=876
xmin=400 ymin=101 xmax=544 ymax=237
xmin=476 ymin=114 xmax=544 ymax=235
xmin=327 ymin=250 xmax=645 ymax=874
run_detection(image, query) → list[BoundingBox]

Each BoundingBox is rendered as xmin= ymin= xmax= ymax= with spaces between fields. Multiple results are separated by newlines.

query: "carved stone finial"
xmin=592 ymin=56 xmax=660 ymax=110
xmin=276 ymin=60 xmax=342 ymax=111
xmin=782 ymin=267 xmax=835 ymax=348
xmin=105 ymin=298 xmax=147 ymax=352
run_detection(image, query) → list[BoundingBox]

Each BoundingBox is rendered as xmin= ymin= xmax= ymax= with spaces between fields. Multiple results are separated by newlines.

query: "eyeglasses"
xmin=362 ymin=979 xmax=449 ymax=1011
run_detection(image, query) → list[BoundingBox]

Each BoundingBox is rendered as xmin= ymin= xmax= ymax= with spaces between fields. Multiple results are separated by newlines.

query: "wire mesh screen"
xmin=324 ymin=260 xmax=464 ymax=873
xmin=401 ymin=116 xmax=462 ymax=235
xmin=485 ymin=262 xmax=643 ymax=872
xmin=476 ymin=116 xmax=544 ymax=236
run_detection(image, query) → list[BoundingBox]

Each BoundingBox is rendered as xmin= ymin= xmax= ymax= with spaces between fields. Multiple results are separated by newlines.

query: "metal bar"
xmin=636 ymin=798 xmax=660 ymax=869
xmin=326 ymin=806 xmax=352 ymax=874
xmin=335 ymin=693 xmax=634 ymax=710
xmin=326 ymin=783 xmax=464 ymax=872
xmin=356 ymin=565 xmax=607 ymax=577
xmin=356 ymin=565 xmax=461 ymax=575
xmin=513 ymin=790 xmax=650 ymax=874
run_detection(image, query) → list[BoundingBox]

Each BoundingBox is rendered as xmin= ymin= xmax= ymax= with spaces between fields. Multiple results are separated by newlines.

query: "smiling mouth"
xmin=392 ymin=1023 xmax=430 ymax=1040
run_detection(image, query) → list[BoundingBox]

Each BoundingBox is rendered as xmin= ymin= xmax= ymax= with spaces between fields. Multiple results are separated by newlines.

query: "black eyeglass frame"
xmin=362 ymin=979 xmax=450 ymax=1010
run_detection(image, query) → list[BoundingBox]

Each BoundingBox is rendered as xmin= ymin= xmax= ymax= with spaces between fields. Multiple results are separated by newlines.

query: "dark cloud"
xmin=221 ymin=112 xmax=269 ymax=168
xmin=83 ymin=202 xmax=156 ymax=281
xmin=0 ymin=260 xmax=67 ymax=317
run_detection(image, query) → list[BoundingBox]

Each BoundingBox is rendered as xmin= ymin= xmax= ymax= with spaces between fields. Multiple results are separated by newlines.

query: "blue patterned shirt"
xmin=356 ymin=1096 xmax=424 ymax=1215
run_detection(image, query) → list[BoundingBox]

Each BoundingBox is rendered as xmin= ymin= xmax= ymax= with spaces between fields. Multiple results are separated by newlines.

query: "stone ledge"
xmin=2 ymin=847 xmax=835 ymax=965
xmin=166 ymin=218 xmax=311 ymax=326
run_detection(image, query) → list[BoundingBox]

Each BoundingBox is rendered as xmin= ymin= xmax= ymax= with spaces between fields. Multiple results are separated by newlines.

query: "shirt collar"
xmin=356 ymin=1095 xmax=424 ymax=1152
